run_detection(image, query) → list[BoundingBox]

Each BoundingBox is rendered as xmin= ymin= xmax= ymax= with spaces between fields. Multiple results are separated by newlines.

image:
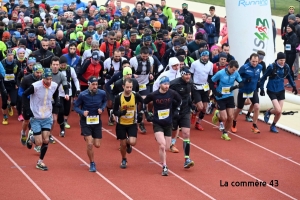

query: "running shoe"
xmin=60 ymin=130 xmax=65 ymax=137
xmin=219 ymin=122 xmax=225 ymax=132
xmin=26 ymin=130 xmax=33 ymax=149
xmin=109 ymin=109 xmax=115 ymax=122
xmin=89 ymin=162 xmax=96 ymax=172
xmin=7 ymin=104 xmax=13 ymax=116
xmin=120 ymin=159 xmax=127 ymax=169
xmin=36 ymin=162 xmax=48 ymax=171
xmin=212 ymin=110 xmax=219 ymax=125
xmin=206 ymin=102 xmax=212 ymax=114
xmin=162 ymin=166 xmax=168 ymax=176
xmin=195 ymin=123 xmax=204 ymax=131
xmin=170 ymin=144 xmax=179 ymax=153
xmin=264 ymin=110 xmax=271 ymax=123
xmin=34 ymin=146 xmax=41 ymax=153
xmin=18 ymin=114 xmax=24 ymax=121
xmin=245 ymin=116 xmax=253 ymax=122
xmin=270 ymin=125 xmax=279 ymax=133
xmin=231 ymin=126 xmax=237 ymax=133
xmin=2 ymin=118 xmax=8 ymax=125
xmin=64 ymin=122 xmax=71 ymax=129
xmin=49 ymin=135 xmax=56 ymax=144
xmin=139 ymin=122 xmax=146 ymax=133
xmin=108 ymin=119 xmax=114 ymax=126
xmin=221 ymin=133 xmax=231 ymax=141
xmin=20 ymin=131 xmax=26 ymax=145
xmin=184 ymin=158 xmax=195 ymax=169
xmin=251 ymin=126 xmax=260 ymax=134
xmin=126 ymin=142 xmax=132 ymax=154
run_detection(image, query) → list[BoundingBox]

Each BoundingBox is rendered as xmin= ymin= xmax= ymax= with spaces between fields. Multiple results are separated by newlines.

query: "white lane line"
xmin=102 ymin=128 xmax=216 ymax=200
xmin=0 ymin=147 xmax=51 ymax=200
xmin=52 ymin=137 xmax=133 ymax=200
xmin=203 ymin=119 xmax=300 ymax=167
xmin=177 ymin=137 xmax=296 ymax=200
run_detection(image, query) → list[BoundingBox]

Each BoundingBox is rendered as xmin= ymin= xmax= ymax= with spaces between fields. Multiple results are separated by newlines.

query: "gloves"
xmin=260 ymin=89 xmax=265 ymax=96
xmin=119 ymin=109 xmax=127 ymax=117
xmin=105 ymin=74 xmax=111 ymax=79
xmin=214 ymin=91 xmax=222 ymax=98
xmin=292 ymin=86 xmax=298 ymax=95
xmin=137 ymin=112 xmax=143 ymax=123
xmin=173 ymin=109 xmax=180 ymax=120
xmin=230 ymin=85 xmax=238 ymax=92
xmin=145 ymin=111 xmax=153 ymax=122
xmin=75 ymin=90 xmax=80 ymax=97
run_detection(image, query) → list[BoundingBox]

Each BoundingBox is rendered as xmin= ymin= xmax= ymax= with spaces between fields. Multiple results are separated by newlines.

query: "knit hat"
xmin=123 ymin=67 xmax=132 ymax=76
xmin=288 ymin=14 xmax=296 ymax=21
xmin=287 ymin=24 xmax=295 ymax=32
xmin=219 ymin=52 xmax=227 ymax=59
xmin=28 ymin=57 xmax=36 ymax=65
xmin=33 ymin=63 xmax=43 ymax=72
xmin=87 ymin=21 xmax=95 ymax=27
xmin=43 ymin=68 xmax=52 ymax=78
xmin=2 ymin=31 xmax=10 ymax=39
xmin=181 ymin=67 xmax=191 ymax=76
xmin=277 ymin=52 xmax=286 ymax=60
xmin=159 ymin=76 xmax=170 ymax=85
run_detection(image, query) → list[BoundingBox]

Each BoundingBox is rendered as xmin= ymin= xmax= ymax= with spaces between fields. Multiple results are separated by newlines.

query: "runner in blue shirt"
xmin=209 ymin=60 xmax=243 ymax=141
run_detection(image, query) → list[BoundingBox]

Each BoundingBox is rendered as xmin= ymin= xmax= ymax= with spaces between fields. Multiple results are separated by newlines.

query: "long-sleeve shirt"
xmin=74 ymin=89 xmax=107 ymax=116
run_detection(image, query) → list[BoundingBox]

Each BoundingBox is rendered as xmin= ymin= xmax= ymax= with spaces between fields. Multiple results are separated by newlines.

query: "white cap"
xmin=168 ymin=57 xmax=180 ymax=66
xmin=2 ymin=18 xmax=9 ymax=25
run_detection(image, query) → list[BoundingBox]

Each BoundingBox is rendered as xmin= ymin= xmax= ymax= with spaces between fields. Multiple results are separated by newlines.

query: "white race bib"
xmin=121 ymin=110 xmax=134 ymax=119
xmin=203 ymin=83 xmax=210 ymax=91
xmin=221 ymin=87 xmax=230 ymax=94
xmin=139 ymin=84 xmax=147 ymax=91
xmin=4 ymin=74 xmax=15 ymax=81
xmin=243 ymin=92 xmax=254 ymax=98
xmin=285 ymin=44 xmax=291 ymax=51
xmin=110 ymin=84 xmax=114 ymax=90
xmin=157 ymin=109 xmax=170 ymax=120
xmin=86 ymin=115 xmax=99 ymax=124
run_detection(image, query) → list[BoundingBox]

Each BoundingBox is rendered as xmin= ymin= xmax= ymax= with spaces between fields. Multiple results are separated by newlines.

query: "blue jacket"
xmin=63 ymin=54 xmax=80 ymax=69
xmin=74 ymin=89 xmax=107 ymax=116
xmin=0 ymin=61 xmax=5 ymax=78
xmin=211 ymin=68 xmax=242 ymax=100
xmin=203 ymin=23 xmax=216 ymax=44
xmin=238 ymin=63 xmax=262 ymax=93
xmin=260 ymin=62 xmax=295 ymax=92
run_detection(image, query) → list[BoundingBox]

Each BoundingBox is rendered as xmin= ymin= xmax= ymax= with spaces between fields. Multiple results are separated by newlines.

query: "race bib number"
xmin=285 ymin=44 xmax=291 ymax=51
xmin=157 ymin=109 xmax=170 ymax=120
xmin=243 ymin=92 xmax=254 ymax=98
xmin=86 ymin=115 xmax=99 ymax=124
xmin=139 ymin=84 xmax=146 ymax=91
xmin=121 ymin=110 xmax=134 ymax=119
xmin=203 ymin=83 xmax=209 ymax=91
xmin=4 ymin=74 xmax=15 ymax=81
xmin=222 ymin=87 xmax=230 ymax=94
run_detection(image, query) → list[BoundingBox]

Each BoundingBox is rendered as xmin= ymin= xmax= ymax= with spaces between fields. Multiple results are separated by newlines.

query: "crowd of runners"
xmin=0 ymin=0 xmax=298 ymax=176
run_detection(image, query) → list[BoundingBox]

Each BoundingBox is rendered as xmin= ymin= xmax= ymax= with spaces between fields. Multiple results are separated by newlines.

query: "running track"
xmin=0 ymin=107 xmax=300 ymax=199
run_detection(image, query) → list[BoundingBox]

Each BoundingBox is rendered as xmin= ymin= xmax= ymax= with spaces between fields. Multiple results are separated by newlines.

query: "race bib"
xmin=139 ymin=84 xmax=146 ymax=91
xmin=4 ymin=74 xmax=15 ymax=81
xmin=157 ymin=109 xmax=170 ymax=120
xmin=243 ymin=92 xmax=254 ymax=98
xmin=221 ymin=87 xmax=230 ymax=94
xmin=285 ymin=44 xmax=291 ymax=51
xmin=86 ymin=115 xmax=99 ymax=124
xmin=110 ymin=84 xmax=114 ymax=90
xmin=121 ymin=110 xmax=134 ymax=119
xmin=203 ymin=83 xmax=209 ymax=91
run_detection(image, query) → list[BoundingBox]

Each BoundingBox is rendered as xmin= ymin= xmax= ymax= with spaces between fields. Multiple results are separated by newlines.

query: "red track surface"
xmin=1 ymin=106 xmax=300 ymax=199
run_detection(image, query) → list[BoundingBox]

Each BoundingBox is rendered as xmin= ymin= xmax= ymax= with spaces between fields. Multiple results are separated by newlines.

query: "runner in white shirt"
xmin=129 ymin=46 xmax=154 ymax=133
xmin=81 ymin=40 xmax=105 ymax=64
xmin=190 ymin=50 xmax=213 ymax=131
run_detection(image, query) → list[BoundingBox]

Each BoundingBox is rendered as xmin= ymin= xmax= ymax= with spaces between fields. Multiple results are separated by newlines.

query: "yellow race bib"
xmin=121 ymin=110 xmax=134 ymax=119
xmin=221 ymin=87 xmax=230 ymax=94
xmin=139 ymin=84 xmax=147 ymax=91
xmin=4 ymin=74 xmax=15 ymax=81
xmin=243 ymin=92 xmax=254 ymax=98
xmin=157 ymin=109 xmax=170 ymax=120
xmin=203 ymin=83 xmax=209 ymax=91
xmin=86 ymin=115 xmax=99 ymax=124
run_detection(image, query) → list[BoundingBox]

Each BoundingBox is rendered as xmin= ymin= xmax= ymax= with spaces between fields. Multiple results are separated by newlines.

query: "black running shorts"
xmin=237 ymin=90 xmax=259 ymax=109
xmin=116 ymin=123 xmax=138 ymax=140
xmin=80 ymin=118 xmax=102 ymax=139
xmin=267 ymin=90 xmax=285 ymax=101
xmin=216 ymin=96 xmax=235 ymax=111
xmin=172 ymin=113 xmax=190 ymax=130
xmin=153 ymin=123 xmax=172 ymax=137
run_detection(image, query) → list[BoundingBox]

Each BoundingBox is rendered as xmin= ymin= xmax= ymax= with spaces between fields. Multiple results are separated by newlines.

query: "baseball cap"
xmin=91 ymin=51 xmax=100 ymax=61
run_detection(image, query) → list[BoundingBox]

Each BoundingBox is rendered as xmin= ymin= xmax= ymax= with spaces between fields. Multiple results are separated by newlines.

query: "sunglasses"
xmin=28 ymin=57 xmax=36 ymax=61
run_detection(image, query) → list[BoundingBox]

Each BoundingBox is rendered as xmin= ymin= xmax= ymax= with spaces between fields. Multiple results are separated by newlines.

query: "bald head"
xmin=56 ymin=30 xmax=64 ymax=40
